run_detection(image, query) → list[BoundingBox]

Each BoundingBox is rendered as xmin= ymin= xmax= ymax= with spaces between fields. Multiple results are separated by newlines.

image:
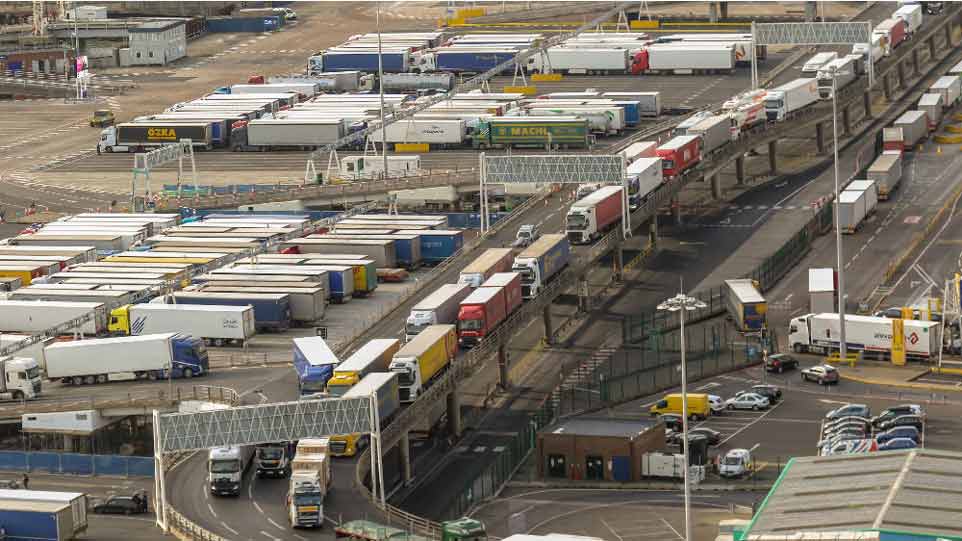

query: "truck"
xmin=0 ymin=301 xmax=108 ymax=335
xmin=633 ymin=45 xmax=736 ymax=74
xmin=788 ymin=313 xmax=940 ymax=359
xmin=883 ymin=110 xmax=928 ymax=151
xmin=389 ymin=324 xmax=457 ymax=402
xmin=97 ymin=123 xmax=214 ymax=153
xmin=381 ymin=73 xmax=455 ymax=92
xmin=512 ymin=234 xmax=570 ymax=299
xmin=852 ymin=34 xmax=886 ymax=62
xmin=929 ymin=75 xmax=962 ymax=108
xmin=332 ymin=372 xmax=401 ymax=458
xmin=817 ymin=56 xmax=858 ymax=99
xmin=847 ymin=180 xmax=879 ymax=216
xmin=255 ymin=443 xmax=291 ymax=478
xmin=917 ymin=93 xmax=943 ymax=130
xmin=808 ymin=268 xmax=837 ymax=314
xmin=406 ymin=283 xmax=472 ymax=341
xmin=802 ymin=52 xmax=838 ymax=73
xmin=893 ymin=4 xmax=923 ymax=35
xmin=472 ymin=118 xmax=590 ymax=149
xmin=416 ymin=48 xmax=517 ymax=73
xmin=44 ymin=332 xmax=208 ymax=385
xmin=525 ymin=47 xmax=635 ymax=75
xmin=287 ymin=468 xmax=325 ymax=528
xmin=456 ymin=272 xmax=523 ymax=348
xmin=874 ymin=19 xmax=908 ymax=53
xmin=371 ymin=119 xmax=467 ymax=147
xmin=764 ymin=78 xmax=819 ymax=121
xmin=310 ymin=49 xmax=411 ymax=74
xmin=327 ymin=338 xmax=400 ymax=399
xmin=866 ymin=152 xmax=903 ymax=200
xmin=157 ymin=292 xmax=292 ymax=331
xmin=293 ymin=336 xmax=339 ymax=395
xmin=625 ymin=157 xmax=663 ymax=210
xmin=565 ymin=185 xmax=623 ymax=245
xmin=0 ymin=357 xmax=42 ymax=400
xmin=458 ymin=248 xmax=514 ymax=288
xmin=687 ymin=115 xmax=731 ymax=155
xmin=0 ymin=490 xmax=88 ymax=541
xmin=230 ymin=119 xmax=345 ymax=151
xmin=107 ymin=303 xmax=256 ymax=347
xmin=724 ymin=279 xmax=766 ymax=332
xmin=208 ymin=445 xmax=254 ymax=496
xmin=837 ymin=189 xmax=869 ymax=233
xmin=656 ymin=135 xmax=701 ymax=178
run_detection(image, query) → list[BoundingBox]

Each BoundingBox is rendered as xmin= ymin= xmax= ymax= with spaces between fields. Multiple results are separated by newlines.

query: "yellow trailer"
xmin=389 ymin=324 xmax=457 ymax=402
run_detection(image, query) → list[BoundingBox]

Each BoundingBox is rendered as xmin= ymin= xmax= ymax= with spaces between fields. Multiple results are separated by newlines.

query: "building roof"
xmin=744 ymin=449 xmax=962 ymax=541
xmin=130 ymin=20 xmax=184 ymax=32
xmin=541 ymin=416 xmax=657 ymax=439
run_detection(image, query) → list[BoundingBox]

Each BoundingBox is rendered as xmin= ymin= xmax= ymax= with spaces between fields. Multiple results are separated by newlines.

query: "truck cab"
xmin=788 ymin=314 xmax=813 ymax=353
xmin=255 ymin=443 xmax=291 ymax=478
xmin=405 ymin=310 xmax=436 ymax=341
xmin=287 ymin=471 xmax=323 ymax=528
xmin=412 ymin=52 xmax=437 ymax=73
xmin=98 ymin=127 xmax=120 ymax=153
xmin=565 ymin=206 xmax=595 ymax=244
xmin=0 ymin=357 xmax=42 ymax=400
xmin=171 ymin=335 xmax=208 ymax=378
xmin=441 ymin=517 xmax=487 ymax=541
xmin=108 ymin=304 xmax=132 ymax=335
xmin=208 ymin=446 xmax=251 ymax=496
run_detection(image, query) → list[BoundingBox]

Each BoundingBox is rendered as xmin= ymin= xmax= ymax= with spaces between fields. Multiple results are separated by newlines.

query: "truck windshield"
xmin=512 ymin=266 xmax=534 ymax=284
xmin=566 ymin=214 xmax=587 ymax=229
xmin=392 ymin=367 xmax=414 ymax=386
xmin=764 ymin=98 xmax=782 ymax=110
xmin=406 ymin=322 xmax=427 ymax=336
xmin=460 ymin=319 xmax=483 ymax=331
xmin=25 ymin=366 xmax=40 ymax=379
xmin=257 ymin=448 xmax=283 ymax=460
xmin=209 ymin=459 xmax=240 ymax=473
xmin=722 ymin=456 xmax=743 ymax=466
xmin=661 ymin=159 xmax=675 ymax=170
xmin=294 ymin=494 xmax=321 ymax=506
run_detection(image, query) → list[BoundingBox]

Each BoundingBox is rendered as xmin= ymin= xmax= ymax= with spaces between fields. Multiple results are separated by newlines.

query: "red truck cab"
xmin=656 ymin=135 xmax=701 ymax=178
xmin=458 ymin=287 xmax=507 ymax=348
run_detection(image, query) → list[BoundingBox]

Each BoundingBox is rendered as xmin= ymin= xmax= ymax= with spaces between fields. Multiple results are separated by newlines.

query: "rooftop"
xmin=129 ymin=20 xmax=184 ymax=32
xmin=541 ymin=416 xmax=657 ymax=439
xmin=744 ymin=448 xmax=962 ymax=541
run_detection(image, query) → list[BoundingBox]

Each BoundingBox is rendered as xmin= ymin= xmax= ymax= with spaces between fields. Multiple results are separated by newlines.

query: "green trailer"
xmin=473 ymin=118 xmax=590 ymax=149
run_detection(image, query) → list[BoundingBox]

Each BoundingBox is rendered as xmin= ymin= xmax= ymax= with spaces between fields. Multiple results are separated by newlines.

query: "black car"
xmin=877 ymin=415 xmax=924 ymax=432
xmin=658 ymin=413 xmax=684 ymax=432
xmin=765 ymin=354 xmax=799 ymax=373
xmin=872 ymin=405 xmax=924 ymax=427
xmin=667 ymin=427 xmax=722 ymax=446
xmin=752 ymin=384 xmax=782 ymax=401
xmin=93 ymin=492 xmax=148 ymax=515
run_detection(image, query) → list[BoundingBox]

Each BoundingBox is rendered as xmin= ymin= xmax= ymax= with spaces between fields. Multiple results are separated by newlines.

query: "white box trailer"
xmin=886 ymin=110 xmax=928 ymax=151
xmin=405 ymin=283 xmax=472 ymax=340
xmin=8 ymin=288 xmax=133 ymax=311
xmin=230 ymin=83 xmax=318 ymax=97
xmin=866 ymin=152 xmax=903 ymax=200
xmin=372 ymin=119 xmax=466 ymax=145
xmin=836 ymin=189 xmax=868 ymax=234
xmin=246 ymin=119 xmax=344 ymax=146
xmin=641 ymin=452 xmax=687 ymax=479
xmin=122 ymin=303 xmax=256 ymax=346
xmin=808 ymin=269 xmax=836 ymax=314
xmin=526 ymin=47 xmax=631 ymax=74
xmin=929 ymin=75 xmax=961 ymax=108
xmin=687 ymin=115 xmax=731 ymax=154
xmin=917 ymin=93 xmax=943 ymax=130
xmin=280 ymin=238 xmax=397 ymax=269
xmin=44 ymin=332 xmax=207 ymax=384
xmin=643 ymin=45 xmax=735 ymax=72
xmin=893 ymin=4 xmax=923 ymax=34
xmin=846 ymin=180 xmax=878 ymax=215
xmin=789 ymin=313 xmax=939 ymax=359
xmin=0 ymin=301 xmax=107 ymax=335
xmin=802 ymin=52 xmax=838 ymax=73
xmin=602 ymin=92 xmax=661 ymax=117
xmin=764 ymin=78 xmax=819 ymax=121
xmin=626 ymin=157 xmax=663 ymax=203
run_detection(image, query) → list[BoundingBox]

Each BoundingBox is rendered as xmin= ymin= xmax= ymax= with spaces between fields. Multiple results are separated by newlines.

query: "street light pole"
xmin=831 ymin=69 xmax=848 ymax=360
xmin=376 ymin=2 xmax=388 ymax=179
xmin=658 ymin=291 xmax=707 ymax=541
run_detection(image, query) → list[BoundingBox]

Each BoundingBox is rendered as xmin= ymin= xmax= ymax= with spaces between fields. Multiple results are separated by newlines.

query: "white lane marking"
xmin=208 ymin=503 xmax=218 ymax=518
xmin=602 ymin=518 xmax=625 ymax=541
xmin=260 ymin=531 xmax=281 ymax=541
xmin=716 ymin=401 xmax=783 ymax=446
xmin=268 ymin=518 xmax=285 ymax=530
xmin=660 ymin=519 xmax=685 ymax=541
xmin=253 ymin=499 xmax=265 ymax=514
xmin=293 ymin=535 xmax=309 ymax=541
xmin=222 ymin=522 xmax=239 ymax=536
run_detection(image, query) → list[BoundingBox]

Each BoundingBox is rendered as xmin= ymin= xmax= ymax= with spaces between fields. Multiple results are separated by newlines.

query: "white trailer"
xmin=526 ymin=47 xmax=631 ymax=74
xmin=119 ymin=303 xmax=256 ymax=346
xmin=808 ymin=269 xmax=836 ymax=314
xmin=852 ymin=34 xmax=885 ymax=63
xmin=929 ymin=75 xmax=961 ymax=108
xmin=626 ymin=157 xmax=662 ymax=207
xmin=458 ymin=248 xmax=513 ymax=288
xmin=229 ymin=83 xmax=318 ymax=97
xmin=816 ymin=56 xmax=858 ymax=99
xmin=0 ymin=301 xmax=107 ymax=335
xmin=802 ymin=52 xmax=838 ymax=73
xmin=619 ymin=141 xmax=658 ymax=163
xmin=917 ymin=93 xmax=943 ymax=130
xmin=9 ymin=288 xmax=134 ymax=311
xmin=846 ymin=179 xmax=878 ymax=216
xmin=405 ymin=283 xmax=472 ymax=340
xmin=642 ymin=45 xmax=735 ymax=72
xmin=866 ymin=152 xmax=903 ymax=200
xmin=893 ymin=4 xmax=923 ymax=34
xmin=371 ymin=119 xmax=467 ymax=145
xmin=687 ymin=115 xmax=731 ymax=154
xmin=836 ymin=189 xmax=868 ymax=234
xmin=789 ymin=313 xmax=939 ymax=359
xmin=245 ymin=119 xmax=344 ymax=147
xmin=44 ymin=332 xmax=208 ymax=384
xmin=602 ymin=92 xmax=661 ymax=117
xmin=764 ymin=78 xmax=819 ymax=121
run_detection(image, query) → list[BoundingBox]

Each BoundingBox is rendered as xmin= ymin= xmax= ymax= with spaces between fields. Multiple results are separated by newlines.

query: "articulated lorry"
xmin=332 ymin=372 xmax=401 ymax=457
xmin=287 ymin=439 xmax=333 ymax=528
xmin=457 ymin=248 xmax=514 ymax=288
xmin=866 ymin=152 xmax=903 ymax=200
xmin=512 ymin=234 xmax=570 ymax=299
xmin=405 ymin=283 xmax=472 ymax=341
xmin=293 ymin=336 xmax=340 ymax=396
xmin=98 ymin=123 xmax=214 ymax=153
xmin=724 ymin=279 xmax=766 ymax=332
xmin=457 ymin=272 xmax=523 ymax=348
xmin=209 ymin=445 xmax=253 ymax=496
xmin=43 ymin=332 xmax=208 ymax=385
xmin=565 ymin=185 xmax=624 ymax=244
xmin=158 ymin=292 xmax=292 ymax=332
xmin=389 ymin=324 xmax=457 ymax=402
xmin=789 ymin=313 xmax=939 ymax=359
xmin=108 ymin=303 xmax=256 ymax=346
xmin=255 ymin=443 xmax=291 ymax=478
xmin=327 ymin=340 xmax=400 ymax=456
xmin=0 ymin=357 xmax=42 ymax=400
xmin=764 ymin=78 xmax=819 ymax=121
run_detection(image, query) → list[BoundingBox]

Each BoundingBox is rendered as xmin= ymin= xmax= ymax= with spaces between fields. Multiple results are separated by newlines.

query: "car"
xmin=822 ymin=423 xmax=869 ymax=439
xmin=818 ymin=431 xmax=866 ymax=448
xmin=726 ymin=393 xmax=770 ymax=411
xmin=823 ymin=416 xmax=872 ymax=431
xmin=668 ymin=427 xmax=722 ymax=446
xmin=875 ymin=306 xmax=942 ymax=322
xmin=825 ymin=403 xmax=870 ymax=420
xmin=0 ymin=480 xmax=19 ymax=489
xmin=878 ymin=437 xmax=918 ymax=451
xmin=765 ymin=353 xmax=799 ymax=373
xmin=751 ymin=384 xmax=782 ymax=401
xmin=93 ymin=494 xmax=148 ymax=515
xmin=822 ymin=438 xmax=878 ymax=456
xmin=875 ymin=426 xmax=921 ymax=444
xmin=735 ymin=388 xmax=779 ymax=405
xmin=872 ymin=405 xmax=924 ymax=427
xmin=658 ymin=413 xmax=684 ymax=432
xmin=513 ymin=224 xmax=540 ymax=248
xmin=877 ymin=415 xmax=923 ymax=433
xmin=801 ymin=364 xmax=840 ymax=384
xmin=89 ymin=109 xmax=115 ymax=128
xmin=708 ymin=394 xmax=725 ymax=414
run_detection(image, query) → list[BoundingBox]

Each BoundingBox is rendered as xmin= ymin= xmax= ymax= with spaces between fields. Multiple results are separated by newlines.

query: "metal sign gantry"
xmin=751 ymin=21 xmax=874 ymax=88
xmin=478 ymin=154 xmax=630 ymax=238
xmin=131 ymin=139 xmax=197 ymax=211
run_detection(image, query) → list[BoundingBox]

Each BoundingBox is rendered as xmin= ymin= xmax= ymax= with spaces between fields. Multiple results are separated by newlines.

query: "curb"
xmin=838 ymin=372 xmax=960 ymax=393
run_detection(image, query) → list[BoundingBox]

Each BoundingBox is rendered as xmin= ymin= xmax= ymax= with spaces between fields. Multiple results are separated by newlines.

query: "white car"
xmin=708 ymin=394 xmax=725 ymax=413
xmin=725 ymin=393 xmax=770 ymax=411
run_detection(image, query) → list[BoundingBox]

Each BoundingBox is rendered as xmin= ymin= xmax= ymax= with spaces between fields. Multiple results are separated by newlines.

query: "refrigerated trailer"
xmin=866 ymin=152 xmax=903 ymax=200
xmin=108 ymin=303 xmax=256 ymax=346
xmin=634 ymin=45 xmax=736 ymax=74
xmin=724 ymin=279 xmax=766 ymax=331
xmin=405 ymin=283 xmax=472 ymax=341
xmin=789 ymin=313 xmax=938 ymax=359
xmin=764 ymin=78 xmax=819 ymax=121
xmin=565 ymin=186 xmax=624 ymax=244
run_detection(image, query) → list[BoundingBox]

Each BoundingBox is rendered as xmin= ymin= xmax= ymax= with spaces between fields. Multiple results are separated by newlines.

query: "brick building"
xmin=537 ymin=416 xmax=665 ymax=482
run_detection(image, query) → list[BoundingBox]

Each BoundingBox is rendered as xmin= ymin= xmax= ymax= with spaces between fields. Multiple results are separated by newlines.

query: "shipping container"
xmin=392 ymin=230 xmax=463 ymax=265
xmin=929 ymin=75 xmax=961 ymax=108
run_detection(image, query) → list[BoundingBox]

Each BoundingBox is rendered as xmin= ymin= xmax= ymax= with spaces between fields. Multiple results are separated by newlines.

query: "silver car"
xmin=725 ymin=392 xmax=770 ymax=411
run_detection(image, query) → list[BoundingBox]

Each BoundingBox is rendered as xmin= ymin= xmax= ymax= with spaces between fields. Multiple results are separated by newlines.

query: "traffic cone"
xmin=938 ymin=146 xmax=943 ymax=155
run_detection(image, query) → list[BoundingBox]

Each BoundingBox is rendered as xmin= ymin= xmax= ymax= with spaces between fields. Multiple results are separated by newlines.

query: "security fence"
xmin=0 ymin=450 xmax=153 ymax=477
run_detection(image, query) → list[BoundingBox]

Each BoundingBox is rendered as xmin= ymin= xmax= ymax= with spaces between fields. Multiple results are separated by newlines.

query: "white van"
xmin=802 ymin=52 xmax=838 ymax=74
xmin=719 ymin=448 xmax=753 ymax=478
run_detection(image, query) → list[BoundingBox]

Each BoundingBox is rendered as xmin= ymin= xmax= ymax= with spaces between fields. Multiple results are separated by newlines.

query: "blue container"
xmin=388 ymin=237 xmax=419 ymax=269
xmin=206 ymin=16 xmax=280 ymax=33
xmin=436 ymin=50 xmax=516 ymax=73
xmin=403 ymin=229 xmax=464 ymax=264
xmin=170 ymin=293 xmax=291 ymax=331
xmin=0 ymin=507 xmax=62 ymax=541
xmin=610 ymin=100 xmax=641 ymax=127
xmin=322 ymin=51 xmax=407 ymax=72
xmin=292 ymin=337 xmax=338 ymax=394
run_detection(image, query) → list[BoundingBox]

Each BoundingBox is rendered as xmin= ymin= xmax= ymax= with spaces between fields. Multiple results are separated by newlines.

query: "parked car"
xmin=0 ymin=480 xmax=20 ymax=489
xmin=765 ymin=353 xmax=799 ymax=373
xmin=822 ymin=421 xmax=870 ymax=438
xmin=668 ymin=427 xmax=722 ymax=446
xmin=93 ymin=494 xmax=148 ymax=515
xmin=802 ymin=364 xmax=840 ymax=384
xmin=872 ymin=405 xmax=924 ymax=427
xmin=751 ymin=384 xmax=782 ymax=402
xmin=708 ymin=394 xmax=725 ymax=414
xmin=875 ymin=426 xmax=921 ymax=444
xmin=658 ymin=413 xmax=684 ymax=432
xmin=825 ymin=403 xmax=870 ymax=420
xmin=726 ymin=393 xmax=770 ymax=411
xmin=822 ymin=438 xmax=878 ymax=456
xmin=819 ymin=431 xmax=866 ymax=448
xmin=877 ymin=414 xmax=923 ymax=432
xmin=878 ymin=437 xmax=918 ymax=451
xmin=513 ymin=224 xmax=541 ymax=247
xmin=823 ymin=416 xmax=872 ymax=432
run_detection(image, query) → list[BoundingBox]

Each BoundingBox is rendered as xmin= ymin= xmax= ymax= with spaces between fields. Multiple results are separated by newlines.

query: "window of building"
xmin=546 ymin=454 xmax=566 ymax=478
xmin=585 ymin=456 xmax=604 ymax=480
xmin=148 ymin=51 xmax=153 ymax=58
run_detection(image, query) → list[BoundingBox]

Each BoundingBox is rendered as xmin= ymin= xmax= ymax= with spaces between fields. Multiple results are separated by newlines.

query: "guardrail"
xmin=167 ymin=505 xmax=230 ymax=541
xmin=0 ymin=384 xmax=236 ymax=419
xmin=0 ymin=70 xmax=132 ymax=94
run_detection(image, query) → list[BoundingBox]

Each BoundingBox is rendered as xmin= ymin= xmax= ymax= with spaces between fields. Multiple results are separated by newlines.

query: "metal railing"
xmin=167 ymin=507 xmax=230 ymax=541
xmin=0 ymin=384 xmax=236 ymax=419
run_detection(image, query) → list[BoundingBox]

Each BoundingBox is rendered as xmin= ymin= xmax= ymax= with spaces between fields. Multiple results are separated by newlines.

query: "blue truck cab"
xmin=171 ymin=334 xmax=209 ymax=378
xmin=293 ymin=336 xmax=340 ymax=395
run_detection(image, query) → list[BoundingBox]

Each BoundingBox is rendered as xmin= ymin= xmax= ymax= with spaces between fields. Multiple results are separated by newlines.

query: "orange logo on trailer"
xmin=147 ymin=128 xmax=178 ymax=140
xmin=909 ymin=332 xmax=919 ymax=345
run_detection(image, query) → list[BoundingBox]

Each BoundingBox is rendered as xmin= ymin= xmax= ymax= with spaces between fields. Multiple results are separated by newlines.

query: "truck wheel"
xmin=214 ymin=338 xmax=225 ymax=347
xmin=11 ymin=391 xmax=22 ymax=400
xmin=96 ymin=375 xmax=107 ymax=384
xmin=72 ymin=376 xmax=83 ymax=385
xmin=148 ymin=372 xmax=158 ymax=381
xmin=203 ymin=338 xmax=212 ymax=346
xmin=84 ymin=375 xmax=96 ymax=385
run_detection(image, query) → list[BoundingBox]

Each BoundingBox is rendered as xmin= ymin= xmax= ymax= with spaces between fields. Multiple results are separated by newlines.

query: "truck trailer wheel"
xmin=11 ymin=391 xmax=22 ymax=400
xmin=72 ymin=376 xmax=83 ymax=385
xmin=96 ymin=375 xmax=107 ymax=384
xmin=85 ymin=375 xmax=96 ymax=385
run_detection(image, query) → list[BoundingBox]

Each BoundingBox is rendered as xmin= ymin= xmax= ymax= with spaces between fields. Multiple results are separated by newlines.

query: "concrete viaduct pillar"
xmin=883 ymin=73 xmax=893 ymax=101
xmin=709 ymin=2 xmax=719 ymax=22
xmin=897 ymin=61 xmax=906 ymax=89
xmin=648 ymin=216 xmax=659 ymax=246
xmin=671 ymin=197 xmax=682 ymax=225
xmin=542 ymin=306 xmax=553 ymax=345
xmin=768 ymin=140 xmax=777 ymax=174
xmin=719 ymin=2 xmax=728 ymax=19
xmin=842 ymin=106 xmax=851 ymax=136
xmin=613 ymin=244 xmax=624 ymax=282
xmin=497 ymin=344 xmax=509 ymax=390
xmin=446 ymin=392 xmax=462 ymax=438
xmin=863 ymin=91 xmax=872 ymax=119
xmin=578 ymin=277 xmax=590 ymax=313
xmin=710 ymin=173 xmax=722 ymax=199
xmin=912 ymin=48 xmax=921 ymax=76
xmin=928 ymin=37 xmax=936 ymax=61
xmin=816 ymin=122 xmax=825 ymax=154
xmin=946 ymin=23 xmax=953 ymax=47
xmin=735 ymin=156 xmax=745 ymax=184
xmin=399 ymin=433 xmax=412 ymax=484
